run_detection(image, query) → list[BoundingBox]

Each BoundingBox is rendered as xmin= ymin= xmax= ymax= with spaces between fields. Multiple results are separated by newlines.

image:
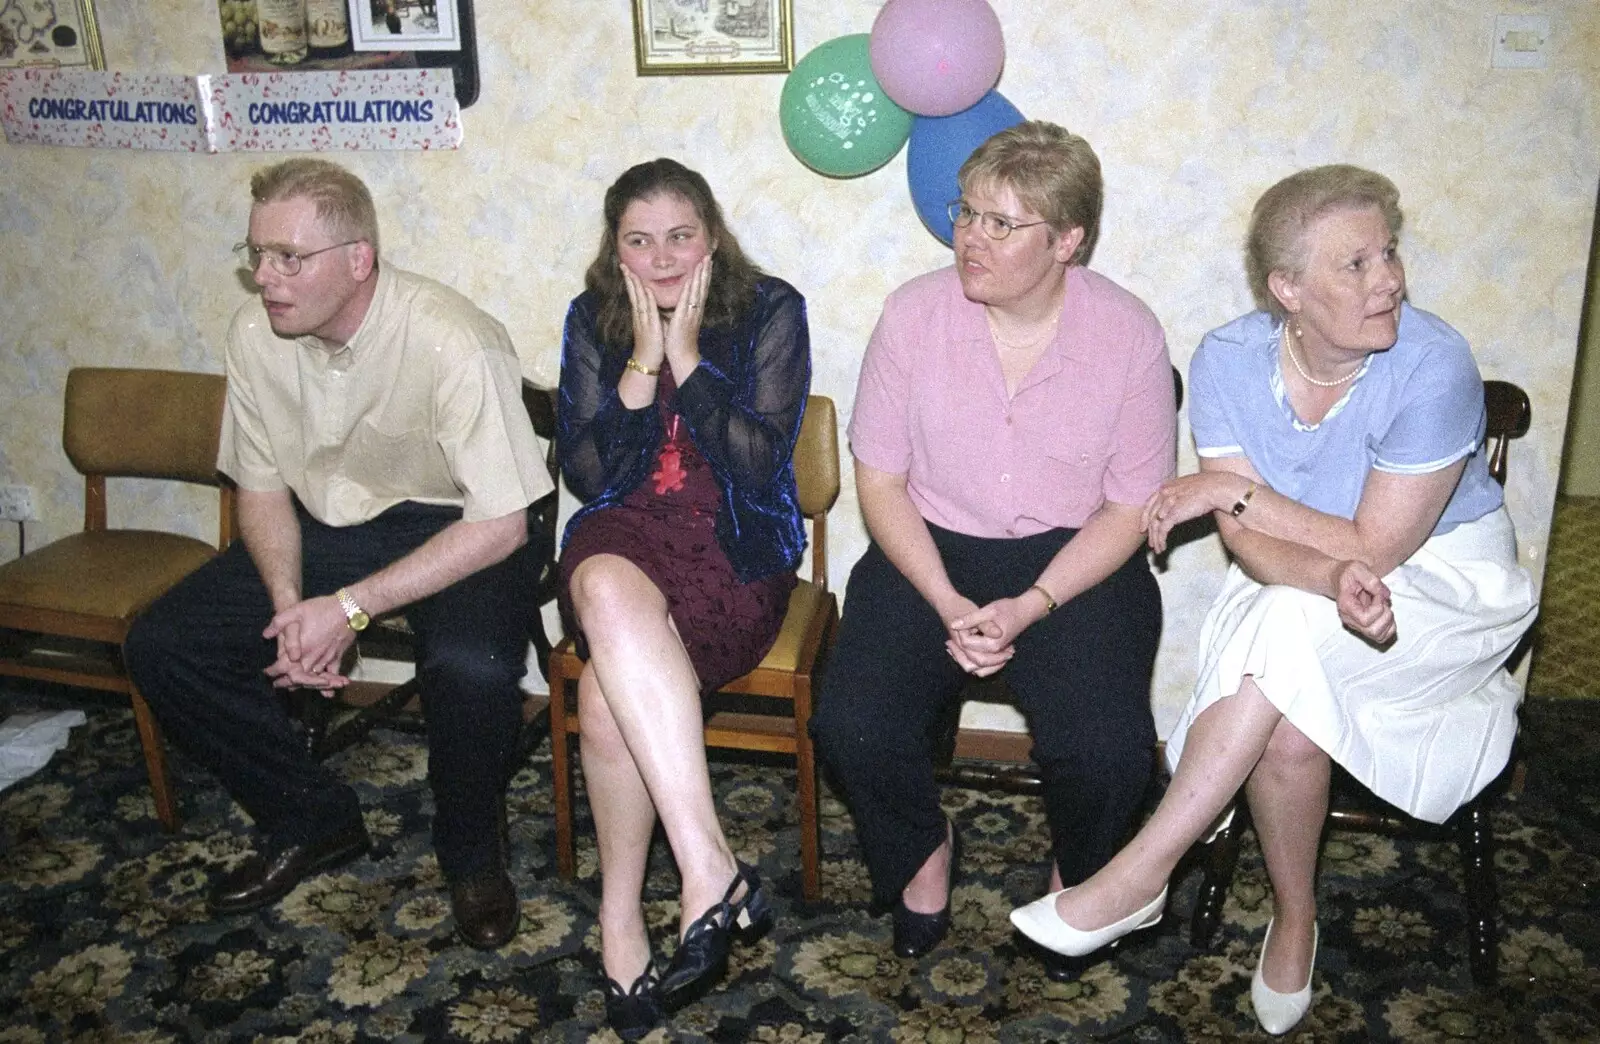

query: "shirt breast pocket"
xmin=347 ymin=421 xmax=437 ymax=496
xmin=1019 ymin=422 xmax=1111 ymax=524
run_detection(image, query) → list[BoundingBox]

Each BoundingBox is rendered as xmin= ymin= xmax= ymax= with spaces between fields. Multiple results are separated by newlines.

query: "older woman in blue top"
xmin=557 ymin=158 xmax=809 ymax=1038
xmin=1011 ymin=165 xmax=1536 ymax=1035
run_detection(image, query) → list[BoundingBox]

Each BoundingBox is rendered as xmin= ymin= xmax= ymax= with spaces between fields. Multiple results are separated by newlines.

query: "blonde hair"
xmin=1246 ymin=165 xmax=1403 ymax=318
xmin=957 ymin=120 xmax=1102 ymax=265
xmin=250 ymin=158 xmax=380 ymax=253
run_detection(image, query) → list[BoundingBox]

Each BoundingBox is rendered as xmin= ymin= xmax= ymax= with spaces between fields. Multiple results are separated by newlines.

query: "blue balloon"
xmin=906 ymin=90 xmax=1026 ymax=244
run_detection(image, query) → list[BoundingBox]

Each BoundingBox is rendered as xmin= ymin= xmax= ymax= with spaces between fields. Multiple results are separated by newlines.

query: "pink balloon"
xmin=869 ymin=0 xmax=1005 ymax=117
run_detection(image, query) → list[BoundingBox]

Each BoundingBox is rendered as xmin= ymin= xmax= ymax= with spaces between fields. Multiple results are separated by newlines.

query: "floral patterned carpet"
xmin=1 ymin=686 xmax=1597 ymax=1043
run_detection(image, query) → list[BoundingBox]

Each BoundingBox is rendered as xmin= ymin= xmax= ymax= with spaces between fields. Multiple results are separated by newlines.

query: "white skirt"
xmin=1163 ymin=507 xmax=1538 ymax=824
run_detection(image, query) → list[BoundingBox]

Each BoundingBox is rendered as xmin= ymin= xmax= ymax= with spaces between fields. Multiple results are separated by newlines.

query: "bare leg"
xmin=1244 ymin=719 xmax=1329 ymax=991
xmin=901 ymin=820 xmax=953 ymax=914
xmin=579 ymin=664 xmax=656 ymax=985
xmin=570 ymin=556 xmax=738 ymax=950
xmin=1054 ymin=676 xmax=1282 ymax=929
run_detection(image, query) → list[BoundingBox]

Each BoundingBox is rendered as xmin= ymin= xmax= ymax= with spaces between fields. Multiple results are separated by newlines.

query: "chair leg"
xmin=1190 ymin=806 xmax=1246 ymax=948
xmin=794 ymin=678 xmax=821 ymax=903
xmin=549 ymin=657 xmax=577 ymax=881
xmin=1458 ymin=797 xmax=1499 ymax=987
xmin=128 ymin=687 xmax=178 ymax=832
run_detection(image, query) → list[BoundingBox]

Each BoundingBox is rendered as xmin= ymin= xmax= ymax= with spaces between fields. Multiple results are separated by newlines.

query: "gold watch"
xmin=335 ymin=588 xmax=370 ymax=632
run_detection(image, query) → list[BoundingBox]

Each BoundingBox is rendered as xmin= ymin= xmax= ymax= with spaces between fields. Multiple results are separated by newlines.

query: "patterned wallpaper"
xmin=2 ymin=0 xmax=1596 ymax=733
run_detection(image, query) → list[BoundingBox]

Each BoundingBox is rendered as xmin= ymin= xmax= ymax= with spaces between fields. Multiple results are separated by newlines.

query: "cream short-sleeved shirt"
xmin=217 ymin=264 xmax=553 ymax=527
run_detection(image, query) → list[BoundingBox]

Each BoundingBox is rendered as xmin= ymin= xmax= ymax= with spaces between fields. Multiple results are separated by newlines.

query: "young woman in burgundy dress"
xmin=556 ymin=158 xmax=810 ymax=1039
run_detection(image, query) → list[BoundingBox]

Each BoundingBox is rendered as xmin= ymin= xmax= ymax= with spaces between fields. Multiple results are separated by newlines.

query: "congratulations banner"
xmin=200 ymin=68 xmax=461 ymax=151
xmin=0 ymin=68 xmax=461 ymax=152
xmin=0 ymin=70 xmax=208 ymax=151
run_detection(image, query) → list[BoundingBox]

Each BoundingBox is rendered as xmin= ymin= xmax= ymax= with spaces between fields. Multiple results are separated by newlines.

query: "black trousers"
xmin=810 ymin=524 xmax=1161 ymax=909
xmin=126 ymin=501 xmax=543 ymax=882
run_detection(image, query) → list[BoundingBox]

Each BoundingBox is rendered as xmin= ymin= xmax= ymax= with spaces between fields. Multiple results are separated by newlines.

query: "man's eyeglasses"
xmin=947 ymin=201 xmax=1050 ymax=241
xmin=233 ymin=240 xmax=360 ymax=276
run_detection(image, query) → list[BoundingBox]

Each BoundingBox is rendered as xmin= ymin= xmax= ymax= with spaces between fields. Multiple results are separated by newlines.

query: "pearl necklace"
xmin=1283 ymin=322 xmax=1359 ymax=388
xmin=985 ymin=306 xmax=1061 ymax=352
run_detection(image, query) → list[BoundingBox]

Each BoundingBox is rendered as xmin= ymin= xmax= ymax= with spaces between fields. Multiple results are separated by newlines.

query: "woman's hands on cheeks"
xmin=1333 ymin=559 xmax=1395 ymax=645
xmin=619 ymin=263 xmax=667 ymax=371
xmin=663 ymin=254 xmax=712 ymax=375
xmin=1142 ymin=471 xmax=1253 ymax=554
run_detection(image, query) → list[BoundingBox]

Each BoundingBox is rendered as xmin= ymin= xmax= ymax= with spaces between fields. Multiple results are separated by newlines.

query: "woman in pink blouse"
xmin=811 ymin=121 xmax=1177 ymax=962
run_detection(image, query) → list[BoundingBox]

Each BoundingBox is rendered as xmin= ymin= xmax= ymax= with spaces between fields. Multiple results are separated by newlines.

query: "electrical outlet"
xmin=0 ymin=485 xmax=37 ymax=522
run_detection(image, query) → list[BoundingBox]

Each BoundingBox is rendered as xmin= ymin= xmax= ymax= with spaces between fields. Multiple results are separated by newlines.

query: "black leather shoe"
xmin=211 ymin=822 xmax=371 ymax=915
xmin=604 ymin=958 xmax=663 ymax=1041
xmin=659 ymin=859 xmax=771 ymax=1005
xmin=892 ymin=820 xmax=960 ymax=958
xmin=451 ymin=870 xmax=520 ymax=950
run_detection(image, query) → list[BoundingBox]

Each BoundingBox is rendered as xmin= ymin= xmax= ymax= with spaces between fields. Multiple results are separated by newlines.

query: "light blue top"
xmin=1188 ymin=303 xmax=1502 ymax=534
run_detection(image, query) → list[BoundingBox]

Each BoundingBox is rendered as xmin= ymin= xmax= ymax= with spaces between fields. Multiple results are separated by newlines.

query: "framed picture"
xmin=633 ymin=0 xmax=794 ymax=76
xmin=217 ymin=0 xmax=479 ymax=106
xmin=0 ymin=0 xmax=104 ymax=70
xmin=351 ymin=0 xmax=463 ymax=52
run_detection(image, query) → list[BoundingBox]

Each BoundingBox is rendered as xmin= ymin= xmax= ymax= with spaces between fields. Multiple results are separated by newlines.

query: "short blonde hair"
xmin=250 ymin=158 xmax=380 ymax=253
xmin=957 ymin=120 xmax=1102 ymax=266
xmin=1246 ymin=165 xmax=1402 ymax=318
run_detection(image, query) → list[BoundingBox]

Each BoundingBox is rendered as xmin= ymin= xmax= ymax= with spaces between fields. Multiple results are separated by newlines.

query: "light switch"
xmin=1491 ymin=14 xmax=1551 ymax=69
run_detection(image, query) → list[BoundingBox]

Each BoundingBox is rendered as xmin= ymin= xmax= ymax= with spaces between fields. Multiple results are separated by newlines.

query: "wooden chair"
xmin=294 ymin=381 xmax=561 ymax=764
xmin=547 ymin=394 xmax=841 ymax=901
xmin=0 ymin=367 xmax=234 ymax=831
xmin=1189 ymin=379 xmax=1533 ymax=988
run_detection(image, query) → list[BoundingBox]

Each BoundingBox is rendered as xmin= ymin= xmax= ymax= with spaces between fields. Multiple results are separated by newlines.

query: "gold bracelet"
xmin=624 ymin=356 xmax=660 ymax=377
xmin=1029 ymin=584 xmax=1057 ymax=614
xmin=1231 ymin=481 xmax=1258 ymax=517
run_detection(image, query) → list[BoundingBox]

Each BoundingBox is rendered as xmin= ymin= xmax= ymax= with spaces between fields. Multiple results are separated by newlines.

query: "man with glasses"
xmin=126 ymin=158 xmax=553 ymax=950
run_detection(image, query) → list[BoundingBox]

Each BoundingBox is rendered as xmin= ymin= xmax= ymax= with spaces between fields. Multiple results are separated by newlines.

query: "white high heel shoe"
xmin=1251 ymin=918 xmax=1317 ymax=1035
xmin=1009 ymin=885 xmax=1167 ymax=957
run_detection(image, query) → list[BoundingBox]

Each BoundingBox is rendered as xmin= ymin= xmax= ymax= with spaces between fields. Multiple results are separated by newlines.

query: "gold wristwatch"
xmin=335 ymin=588 xmax=370 ymax=632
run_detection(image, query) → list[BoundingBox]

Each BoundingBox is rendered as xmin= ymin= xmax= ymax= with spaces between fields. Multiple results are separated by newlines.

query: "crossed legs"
xmin=568 ymin=553 xmax=738 ymax=986
xmin=1051 ymin=676 xmax=1328 ymax=990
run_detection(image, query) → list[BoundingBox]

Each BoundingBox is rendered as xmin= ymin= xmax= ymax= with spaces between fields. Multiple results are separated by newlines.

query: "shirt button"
xmin=1000 ymin=473 xmax=1010 ymax=482
xmin=1005 ymin=415 xmax=1014 ymax=426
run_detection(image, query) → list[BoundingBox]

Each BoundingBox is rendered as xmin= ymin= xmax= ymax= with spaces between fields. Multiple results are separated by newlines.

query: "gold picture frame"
xmin=0 ymin=0 xmax=104 ymax=70
xmin=633 ymin=0 xmax=793 ymax=76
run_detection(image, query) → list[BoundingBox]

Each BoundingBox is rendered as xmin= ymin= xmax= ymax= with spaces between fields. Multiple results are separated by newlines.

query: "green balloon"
xmin=780 ymin=34 xmax=912 ymax=178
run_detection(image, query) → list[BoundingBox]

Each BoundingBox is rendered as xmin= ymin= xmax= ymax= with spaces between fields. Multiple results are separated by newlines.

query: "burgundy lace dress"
xmin=558 ymin=369 xmax=796 ymax=693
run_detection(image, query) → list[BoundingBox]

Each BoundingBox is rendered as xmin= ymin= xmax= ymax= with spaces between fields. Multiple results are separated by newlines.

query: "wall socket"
xmin=0 ymin=485 xmax=38 ymax=522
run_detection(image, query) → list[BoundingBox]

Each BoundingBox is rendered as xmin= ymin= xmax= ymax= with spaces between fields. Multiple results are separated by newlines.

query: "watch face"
xmin=350 ymin=610 xmax=371 ymax=632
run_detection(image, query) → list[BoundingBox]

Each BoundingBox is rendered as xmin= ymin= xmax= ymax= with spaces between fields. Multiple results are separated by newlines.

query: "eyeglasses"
xmin=232 ymin=240 xmax=360 ymax=276
xmin=947 ymin=201 xmax=1050 ymax=241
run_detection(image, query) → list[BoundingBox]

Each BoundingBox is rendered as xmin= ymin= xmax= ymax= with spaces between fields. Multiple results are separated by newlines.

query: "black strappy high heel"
xmin=603 ymin=957 xmax=663 ymax=1041
xmin=659 ymin=859 xmax=772 ymax=1004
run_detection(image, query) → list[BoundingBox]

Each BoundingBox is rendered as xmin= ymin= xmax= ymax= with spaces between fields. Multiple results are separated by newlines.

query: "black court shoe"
xmin=604 ymin=958 xmax=663 ymax=1041
xmin=892 ymin=819 xmax=961 ymax=958
xmin=659 ymin=859 xmax=772 ymax=1005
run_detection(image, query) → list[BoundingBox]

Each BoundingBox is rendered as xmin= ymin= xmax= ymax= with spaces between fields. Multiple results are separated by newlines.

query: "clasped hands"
xmin=620 ymin=255 xmax=712 ymax=375
xmin=943 ymin=593 xmax=1047 ymax=678
xmin=262 ymin=594 xmax=357 ymax=696
xmin=1141 ymin=472 xmax=1395 ymax=646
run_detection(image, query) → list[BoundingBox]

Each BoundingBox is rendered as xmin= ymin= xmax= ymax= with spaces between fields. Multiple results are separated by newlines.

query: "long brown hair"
xmin=584 ymin=158 xmax=765 ymax=351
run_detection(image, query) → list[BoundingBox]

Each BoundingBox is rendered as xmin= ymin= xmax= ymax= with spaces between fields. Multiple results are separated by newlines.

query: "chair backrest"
xmin=1483 ymin=381 xmax=1531 ymax=488
xmin=794 ymin=394 xmax=841 ymax=589
xmin=62 ymin=367 xmax=231 ymax=541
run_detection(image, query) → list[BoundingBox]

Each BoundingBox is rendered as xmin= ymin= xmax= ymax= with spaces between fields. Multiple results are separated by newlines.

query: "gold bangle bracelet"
xmin=624 ymin=356 xmax=660 ymax=377
xmin=1029 ymin=583 xmax=1057 ymax=614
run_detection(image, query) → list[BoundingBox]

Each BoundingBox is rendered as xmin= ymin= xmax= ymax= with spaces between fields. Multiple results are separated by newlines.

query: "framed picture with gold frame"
xmin=0 ymin=0 xmax=104 ymax=70
xmin=633 ymin=0 xmax=793 ymax=76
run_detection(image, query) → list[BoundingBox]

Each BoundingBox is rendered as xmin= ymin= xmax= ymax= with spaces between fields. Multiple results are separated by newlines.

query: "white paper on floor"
xmin=0 ymin=710 xmax=87 ymax=791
